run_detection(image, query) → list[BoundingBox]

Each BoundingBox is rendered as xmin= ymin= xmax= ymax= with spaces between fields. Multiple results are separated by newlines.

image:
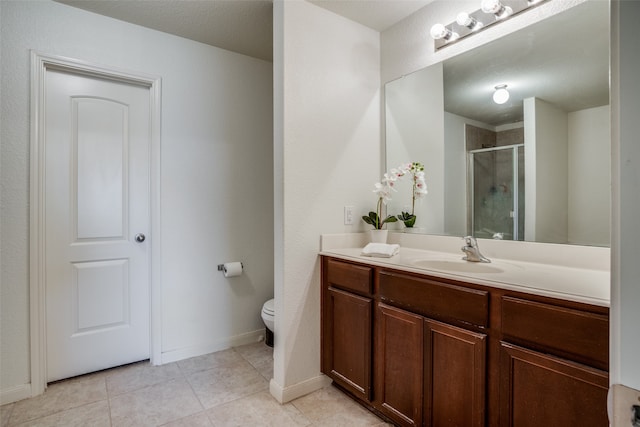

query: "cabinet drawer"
xmin=501 ymin=296 xmax=608 ymax=370
xmin=379 ymin=271 xmax=489 ymax=328
xmin=326 ymin=259 xmax=373 ymax=295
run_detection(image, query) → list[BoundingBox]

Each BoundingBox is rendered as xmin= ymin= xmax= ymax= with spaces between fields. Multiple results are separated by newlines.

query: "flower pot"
xmin=369 ymin=229 xmax=388 ymax=244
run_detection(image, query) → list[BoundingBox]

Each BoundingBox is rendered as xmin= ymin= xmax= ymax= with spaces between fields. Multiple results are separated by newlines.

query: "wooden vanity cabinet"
xmin=375 ymin=302 xmax=424 ymax=426
xmin=499 ymin=342 xmax=609 ymax=427
xmin=423 ymin=319 xmax=486 ymax=427
xmin=498 ymin=296 xmax=610 ymax=427
xmin=321 ymin=258 xmax=374 ymax=402
xmin=377 ymin=271 xmax=488 ymax=427
xmin=374 ymin=303 xmax=488 ymax=427
xmin=320 ymin=256 xmax=609 ymax=427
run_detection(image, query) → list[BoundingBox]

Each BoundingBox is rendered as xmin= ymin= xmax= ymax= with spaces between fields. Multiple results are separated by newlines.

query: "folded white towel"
xmin=361 ymin=243 xmax=400 ymax=258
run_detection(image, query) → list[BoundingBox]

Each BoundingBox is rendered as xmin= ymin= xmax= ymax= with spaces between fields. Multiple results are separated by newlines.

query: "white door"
xmin=45 ymin=68 xmax=151 ymax=382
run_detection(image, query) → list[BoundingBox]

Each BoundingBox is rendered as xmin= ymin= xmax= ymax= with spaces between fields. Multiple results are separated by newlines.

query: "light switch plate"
xmin=344 ymin=206 xmax=354 ymax=225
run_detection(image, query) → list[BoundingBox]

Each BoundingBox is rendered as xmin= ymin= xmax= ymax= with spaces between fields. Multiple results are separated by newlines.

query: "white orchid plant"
xmin=397 ymin=162 xmax=428 ymax=227
xmin=362 ymin=162 xmax=428 ymax=230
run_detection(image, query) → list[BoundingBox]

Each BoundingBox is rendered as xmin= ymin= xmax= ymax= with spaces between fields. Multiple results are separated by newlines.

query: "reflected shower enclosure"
xmin=468 ymin=144 xmax=525 ymax=241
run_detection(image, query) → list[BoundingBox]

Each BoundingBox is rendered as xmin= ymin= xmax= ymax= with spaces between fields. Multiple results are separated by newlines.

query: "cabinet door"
xmin=376 ymin=303 xmax=423 ymax=427
xmin=424 ymin=318 xmax=487 ymax=427
xmin=500 ymin=342 xmax=609 ymax=427
xmin=323 ymin=287 xmax=373 ymax=401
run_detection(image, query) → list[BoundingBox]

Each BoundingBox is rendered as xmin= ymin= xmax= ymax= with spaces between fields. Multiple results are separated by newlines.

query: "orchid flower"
xmin=363 ymin=161 xmax=428 ymax=230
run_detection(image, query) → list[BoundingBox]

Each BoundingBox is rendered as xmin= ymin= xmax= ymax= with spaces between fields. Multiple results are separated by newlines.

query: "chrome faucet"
xmin=461 ymin=236 xmax=491 ymax=263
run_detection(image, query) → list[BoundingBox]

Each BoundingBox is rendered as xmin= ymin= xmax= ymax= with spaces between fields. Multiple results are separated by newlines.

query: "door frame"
xmin=29 ymin=51 xmax=162 ymax=396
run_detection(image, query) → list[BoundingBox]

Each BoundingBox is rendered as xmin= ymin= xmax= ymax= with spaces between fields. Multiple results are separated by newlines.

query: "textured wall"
xmin=385 ymin=63 xmax=445 ymax=234
xmin=0 ymin=0 xmax=273 ymax=402
xmin=496 ymin=128 xmax=524 ymax=147
xmin=568 ymin=105 xmax=610 ymax=246
xmin=273 ymin=0 xmax=381 ymax=401
xmin=612 ymin=0 xmax=640 ymax=391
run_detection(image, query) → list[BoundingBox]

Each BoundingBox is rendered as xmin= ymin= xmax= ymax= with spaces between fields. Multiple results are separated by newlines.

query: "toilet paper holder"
xmin=218 ymin=261 xmax=244 ymax=277
xmin=217 ymin=263 xmax=243 ymax=271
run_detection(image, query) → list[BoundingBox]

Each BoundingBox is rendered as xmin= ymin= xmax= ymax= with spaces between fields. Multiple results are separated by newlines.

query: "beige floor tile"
xmin=234 ymin=342 xmax=272 ymax=367
xmin=292 ymin=386 xmax=386 ymax=427
xmin=106 ymin=361 xmax=183 ymax=397
xmin=187 ymin=360 xmax=268 ymax=409
xmin=1 ymin=403 xmax=14 ymax=427
xmin=109 ymin=378 xmax=203 ymax=427
xmin=253 ymin=360 xmax=274 ymax=382
xmin=234 ymin=342 xmax=274 ymax=380
xmin=14 ymin=401 xmax=110 ymax=427
xmin=177 ymin=349 xmax=244 ymax=376
xmin=206 ymin=390 xmax=310 ymax=427
xmin=3 ymin=345 xmax=392 ymax=427
xmin=158 ymin=411 xmax=213 ymax=427
xmin=7 ymin=376 xmax=107 ymax=425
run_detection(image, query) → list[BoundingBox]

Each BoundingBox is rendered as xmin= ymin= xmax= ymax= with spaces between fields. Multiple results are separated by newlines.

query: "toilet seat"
xmin=262 ymin=298 xmax=274 ymax=316
xmin=261 ymin=298 xmax=275 ymax=347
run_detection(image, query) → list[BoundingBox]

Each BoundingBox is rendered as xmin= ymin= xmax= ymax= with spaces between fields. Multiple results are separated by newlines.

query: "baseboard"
xmin=0 ymin=383 xmax=32 ymax=405
xmin=160 ymin=329 xmax=265 ymax=364
xmin=269 ymin=374 xmax=332 ymax=404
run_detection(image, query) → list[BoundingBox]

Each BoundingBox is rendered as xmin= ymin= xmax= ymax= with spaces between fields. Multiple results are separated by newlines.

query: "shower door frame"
xmin=467 ymin=143 xmax=524 ymax=241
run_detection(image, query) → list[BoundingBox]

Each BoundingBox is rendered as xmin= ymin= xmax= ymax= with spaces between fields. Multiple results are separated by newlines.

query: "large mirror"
xmin=385 ymin=0 xmax=610 ymax=246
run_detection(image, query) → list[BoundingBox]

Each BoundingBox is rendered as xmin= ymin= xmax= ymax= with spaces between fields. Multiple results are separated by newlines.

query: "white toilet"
xmin=261 ymin=298 xmax=274 ymax=347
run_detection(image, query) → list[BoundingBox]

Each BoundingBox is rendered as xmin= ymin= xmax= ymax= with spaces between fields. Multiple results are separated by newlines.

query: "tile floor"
xmin=0 ymin=342 xmax=391 ymax=427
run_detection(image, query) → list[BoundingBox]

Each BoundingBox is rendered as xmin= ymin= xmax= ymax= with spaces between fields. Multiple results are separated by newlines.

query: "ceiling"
xmin=54 ymin=0 xmax=434 ymax=62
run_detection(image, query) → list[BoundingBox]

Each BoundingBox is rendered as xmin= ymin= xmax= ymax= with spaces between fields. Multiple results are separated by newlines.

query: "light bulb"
xmin=481 ymin=0 xmax=512 ymax=19
xmin=430 ymin=23 xmax=458 ymax=41
xmin=456 ymin=12 xmax=482 ymax=30
xmin=493 ymin=84 xmax=510 ymax=104
xmin=481 ymin=0 xmax=500 ymax=13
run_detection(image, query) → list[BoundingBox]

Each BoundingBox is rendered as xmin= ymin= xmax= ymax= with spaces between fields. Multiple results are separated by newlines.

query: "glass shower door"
xmin=469 ymin=144 xmax=524 ymax=241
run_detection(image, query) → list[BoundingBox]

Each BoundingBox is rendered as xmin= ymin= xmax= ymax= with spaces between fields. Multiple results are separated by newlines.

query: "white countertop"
xmin=320 ymin=233 xmax=611 ymax=307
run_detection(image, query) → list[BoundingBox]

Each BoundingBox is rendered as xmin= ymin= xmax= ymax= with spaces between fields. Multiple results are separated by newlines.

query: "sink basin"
xmin=412 ymin=259 xmax=505 ymax=274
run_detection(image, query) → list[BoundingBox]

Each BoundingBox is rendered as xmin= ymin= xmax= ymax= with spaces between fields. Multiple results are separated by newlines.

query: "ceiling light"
xmin=481 ymin=0 xmax=512 ymax=19
xmin=430 ymin=23 xmax=458 ymax=42
xmin=493 ymin=84 xmax=510 ymax=104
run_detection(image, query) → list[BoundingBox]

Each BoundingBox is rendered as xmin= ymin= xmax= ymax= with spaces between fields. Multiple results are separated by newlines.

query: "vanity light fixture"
xmin=493 ymin=84 xmax=510 ymax=104
xmin=431 ymin=0 xmax=548 ymax=50
xmin=430 ymin=23 xmax=459 ymax=42
xmin=481 ymin=0 xmax=513 ymax=20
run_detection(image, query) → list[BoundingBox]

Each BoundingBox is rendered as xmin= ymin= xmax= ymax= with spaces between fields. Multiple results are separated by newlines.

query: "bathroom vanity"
xmin=320 ymin=234 xmax=610 ymax=427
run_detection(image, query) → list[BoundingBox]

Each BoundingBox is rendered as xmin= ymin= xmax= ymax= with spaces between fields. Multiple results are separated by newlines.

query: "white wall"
xmin=611 ymin=0 xmax=640 ymax=392
xmin=0 ymin=0 xmax=273 ymax=402
xmin=385 ymin=64 xmax=444 ymax=233
xmin=272 ymin=0 xmax=380 ymax=402
xmin=442 ymin=113 xmax=467 ymax=236
xmin=523 ymin=97 xmax=568 ymax=244
xmin=568 ymin=105 xmax=610 ymax=246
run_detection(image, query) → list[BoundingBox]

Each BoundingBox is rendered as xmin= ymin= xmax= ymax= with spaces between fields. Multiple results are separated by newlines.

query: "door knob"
xmin=134 ymin=233 xmax=146 ymax=243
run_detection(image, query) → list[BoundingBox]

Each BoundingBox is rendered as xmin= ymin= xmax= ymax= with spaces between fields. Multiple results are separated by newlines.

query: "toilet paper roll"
xmin=223 ymin=262 xmax=243 ymax=278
